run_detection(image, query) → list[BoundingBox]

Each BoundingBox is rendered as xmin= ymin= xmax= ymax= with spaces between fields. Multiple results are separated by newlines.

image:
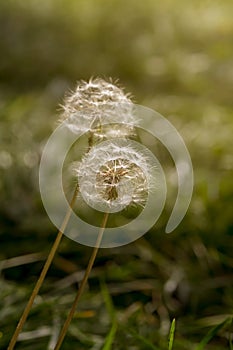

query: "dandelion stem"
xmin=54 ymin=212 xmax=109 ymax=350
xmin=8 ymin=184 xmax=79 ymax=350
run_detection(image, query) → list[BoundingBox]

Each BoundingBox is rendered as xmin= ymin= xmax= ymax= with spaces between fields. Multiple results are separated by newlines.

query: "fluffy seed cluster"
xmin=62 ymin=78 xmax=154 ymax=211
xmin=75 ymin=141 xmax=154 ymax=212
xmin=60 ymin=78 xmax=136 ymax=136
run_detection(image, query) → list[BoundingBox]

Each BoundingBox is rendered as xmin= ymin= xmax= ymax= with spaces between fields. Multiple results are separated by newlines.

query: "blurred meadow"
xmin=0 ymin=0 xmax=233 ymax=349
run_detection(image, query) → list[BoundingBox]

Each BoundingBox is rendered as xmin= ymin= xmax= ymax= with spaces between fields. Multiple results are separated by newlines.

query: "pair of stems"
xmin=8 ymin=184 xmax=108 ymax=350
xmin=54 ymin=212 xmax=108 ymax=349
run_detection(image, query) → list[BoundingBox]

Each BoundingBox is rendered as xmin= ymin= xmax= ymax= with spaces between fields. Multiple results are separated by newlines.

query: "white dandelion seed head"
xmin=75 ymin=139 xmax=156 ymax=213
xmin=60 ymin=78 xmax=136 ymax=136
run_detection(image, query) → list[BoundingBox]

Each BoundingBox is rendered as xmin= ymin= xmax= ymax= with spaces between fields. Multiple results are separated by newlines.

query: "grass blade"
xmin=168 ymin=319 xmax=176 ymax=350
xmin=102 ymin=320 xmax=118 ymax=350
xmin=101 ymin=281 xmax=115 ymax=320
xmin=195 ymin=317 xmax=231 ymax=350
xmin=101 ymin=281 xmax=117 ymax=350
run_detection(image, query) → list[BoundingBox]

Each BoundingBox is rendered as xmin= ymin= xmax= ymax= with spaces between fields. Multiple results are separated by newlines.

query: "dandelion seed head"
xmin=75 ymin=140 xmax=155 ymax=213
xmin=60 ymin=78 xmax=136 ymax=136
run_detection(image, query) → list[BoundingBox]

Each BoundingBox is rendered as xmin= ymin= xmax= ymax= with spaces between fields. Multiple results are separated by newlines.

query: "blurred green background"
xmin=0 ymin=0 xmax=232 ymax=349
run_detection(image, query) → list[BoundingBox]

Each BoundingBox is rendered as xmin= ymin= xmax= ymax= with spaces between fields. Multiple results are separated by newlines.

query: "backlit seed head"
xmin=60 ymin=78 xmax=136 ymax=137
xmin=75 ymin=140 xmax=155 ymax=213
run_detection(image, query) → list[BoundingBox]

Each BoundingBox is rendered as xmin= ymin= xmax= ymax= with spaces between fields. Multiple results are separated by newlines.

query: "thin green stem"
xmin=54 ymin=212 xmax=109 ymax=350
xmin=7 ymin=185 xmax=79 ymax=350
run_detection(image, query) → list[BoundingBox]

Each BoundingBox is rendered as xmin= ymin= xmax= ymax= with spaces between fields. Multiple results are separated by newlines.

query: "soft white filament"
xmin=75 ymin=139 xmax=156 ymax=213
xmin=60 ymin=78 xmax=136 ymax=136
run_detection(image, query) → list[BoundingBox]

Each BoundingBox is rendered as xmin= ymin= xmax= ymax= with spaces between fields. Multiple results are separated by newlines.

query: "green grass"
xmin=195 ymin=318 xmax=232 ymax=350
xmin=0 ymin=0 xmax=233 ymax=349
xmin=168 ymin=319 xmax=175 ymax=350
